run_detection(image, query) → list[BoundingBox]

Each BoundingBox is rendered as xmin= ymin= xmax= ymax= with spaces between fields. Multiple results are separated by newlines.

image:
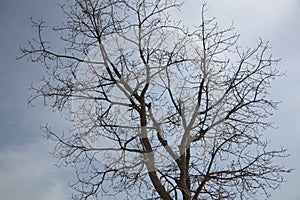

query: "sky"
xmin=0 ymin=0 xmax=299 ymax=199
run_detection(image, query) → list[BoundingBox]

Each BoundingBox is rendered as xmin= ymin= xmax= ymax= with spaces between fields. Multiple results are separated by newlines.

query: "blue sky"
xmin=0 ymin=0 xmax=299 ymax=199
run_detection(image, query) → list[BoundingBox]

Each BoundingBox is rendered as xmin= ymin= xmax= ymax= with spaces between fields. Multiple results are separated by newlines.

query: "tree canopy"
xmin=18 ymin=0 xmax=291 ymax=199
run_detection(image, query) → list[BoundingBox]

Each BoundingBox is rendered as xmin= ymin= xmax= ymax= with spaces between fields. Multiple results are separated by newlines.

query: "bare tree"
xmin=18 ymin=0 xmax=291 ymax=199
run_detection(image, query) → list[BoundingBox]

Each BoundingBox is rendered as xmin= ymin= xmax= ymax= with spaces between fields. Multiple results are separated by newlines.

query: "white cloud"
xmin=0 ymin=139 xmax=71 ymax=200
xmin=179 ymin=0 xmax=298 ymax=44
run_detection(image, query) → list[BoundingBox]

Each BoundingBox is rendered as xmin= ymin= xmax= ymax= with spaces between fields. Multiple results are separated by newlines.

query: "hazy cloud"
xmin=0 ymin=140 xmax=70 ymax=200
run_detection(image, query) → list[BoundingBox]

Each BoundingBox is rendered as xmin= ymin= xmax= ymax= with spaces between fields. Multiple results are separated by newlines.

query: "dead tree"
xmin=18 ymin=0 xmax=291 ymax=199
